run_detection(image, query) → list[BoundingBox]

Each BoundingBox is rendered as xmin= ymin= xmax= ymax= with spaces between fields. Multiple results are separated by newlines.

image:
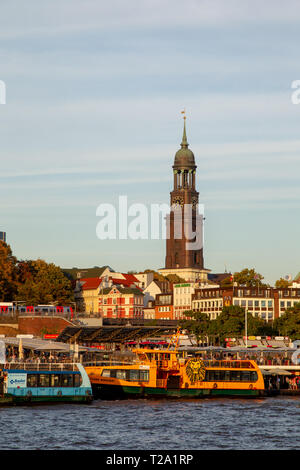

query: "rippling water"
xmin=0 ymin=397 xmax=299 ymax=450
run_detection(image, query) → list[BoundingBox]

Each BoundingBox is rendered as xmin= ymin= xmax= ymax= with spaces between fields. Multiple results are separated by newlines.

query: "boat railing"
xmin=83 ymin=360 xmax=136 ymax=367
xmin=3 ymin=363 xmax=79 ymax=371
xmin=203 ymin=360 xmax=255 ymax=369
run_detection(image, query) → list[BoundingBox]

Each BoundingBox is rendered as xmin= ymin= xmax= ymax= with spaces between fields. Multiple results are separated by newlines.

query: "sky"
xmin=0 ymin=0 xmax=300 ymax=285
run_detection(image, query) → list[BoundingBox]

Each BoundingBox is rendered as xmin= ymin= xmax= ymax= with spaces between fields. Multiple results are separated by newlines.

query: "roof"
xmin=63 ymin=266 xmax=113 ymax=281
xmin=80 ymin=277 xmax=102 ymax=290
xmin=56 ymin=325 xmax=177 ymax=343
xmin=173 ymin=120 xmax=195 ymax=169
xmin=102 ymin=286 xmax=143 ymax=295
xmin=208 ymin=273 xmax=232 ymax=284
xmin=2 ymin=337 xmax=89 ymax=352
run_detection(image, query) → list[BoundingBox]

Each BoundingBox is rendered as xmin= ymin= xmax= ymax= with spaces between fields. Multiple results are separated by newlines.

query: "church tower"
xmin=158 ymin=114 xmax=210 ymax=283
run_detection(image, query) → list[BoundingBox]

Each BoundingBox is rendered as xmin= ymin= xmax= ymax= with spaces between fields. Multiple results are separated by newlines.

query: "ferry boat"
xmin=0 ymin=363 xmax=93 ymax=405
xmin=85 ymin=343 xmax=265 ymax=399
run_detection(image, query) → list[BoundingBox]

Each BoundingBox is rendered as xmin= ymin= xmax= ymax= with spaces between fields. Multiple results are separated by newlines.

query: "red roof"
xmin=80 ymin=277 xmax=102 ymax=290
xmin=80 ymin=273 xmax=141 ymax=291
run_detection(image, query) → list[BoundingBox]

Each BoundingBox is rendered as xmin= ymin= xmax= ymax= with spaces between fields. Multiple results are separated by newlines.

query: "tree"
xmin=232 ymin=268 xmax=266 ymax=288
xmin=0 ymin=241 xmax=18 ymax=301
xmin=273 ymin=303 xmax=300 ymax=340
xmin=275 ymin=278 xmax=290 ymax=289
xmin=220 ymin=276 xmax=233 ymax=289
xmin=16 ymin=259 xmax=74 ymax=305
xmin=215 ymin=305 xmax=275 ymax=345
xmin=180 ymin=310 xmax=211 ymax=345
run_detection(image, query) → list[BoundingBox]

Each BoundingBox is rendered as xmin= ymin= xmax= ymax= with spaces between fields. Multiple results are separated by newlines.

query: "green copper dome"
xmin=173 ymin=119 xmax=196 ymax=169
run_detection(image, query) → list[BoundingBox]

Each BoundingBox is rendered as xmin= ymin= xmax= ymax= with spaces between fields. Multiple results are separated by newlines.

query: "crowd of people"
xmin=4 ymin=348 xmax=75 ymax=364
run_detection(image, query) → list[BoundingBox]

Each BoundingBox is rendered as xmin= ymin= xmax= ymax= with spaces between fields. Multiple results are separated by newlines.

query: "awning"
xmin=269 ymin=368 xmax=292 ymax=375
xmin=262 ymin=369 xmax=292 ymax=375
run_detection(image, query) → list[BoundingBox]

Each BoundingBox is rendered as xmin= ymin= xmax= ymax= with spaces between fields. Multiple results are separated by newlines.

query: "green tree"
xmin=215 ymin=305 xmax=274 ymax=345
xmin=275 ymin=278 xmax=290 ymax=289
xmin=273 ymin=303 xmax=300 ymax=340
xmin=0 ymin=241 xmax=18 ymax=301
xmin=16 ymin=259 xmax=74 ymax=306
xmin=180 ymin=310 xmax=211 ymax=345
xmin=233 ymin=268 xmax=266 ymax=288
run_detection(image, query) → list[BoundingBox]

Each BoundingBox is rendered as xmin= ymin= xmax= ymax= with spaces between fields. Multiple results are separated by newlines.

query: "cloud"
xmin=1 ymin=0 xmax=300 ymax=40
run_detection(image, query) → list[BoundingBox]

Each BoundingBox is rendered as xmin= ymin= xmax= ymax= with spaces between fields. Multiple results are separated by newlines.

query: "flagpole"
xmin=245 ymin=310 xmax=248 ymax=348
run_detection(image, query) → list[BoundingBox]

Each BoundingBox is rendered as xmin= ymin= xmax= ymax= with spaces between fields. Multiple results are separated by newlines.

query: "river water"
xmin=0 ymin=397 xmax=299 ymax=450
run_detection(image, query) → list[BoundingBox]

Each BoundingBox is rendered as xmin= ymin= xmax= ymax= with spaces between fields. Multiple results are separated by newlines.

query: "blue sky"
xmin=0 ymin=0 xmax=300 ymax=285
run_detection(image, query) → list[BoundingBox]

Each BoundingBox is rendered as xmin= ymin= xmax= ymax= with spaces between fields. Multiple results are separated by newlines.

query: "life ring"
xmin=213 ymin=383 xmax=218 ymax=389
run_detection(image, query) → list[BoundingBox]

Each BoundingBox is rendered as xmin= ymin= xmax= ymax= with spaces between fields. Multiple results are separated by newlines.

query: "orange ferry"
xmin=85 ymin=336 xmax=265 ymax=399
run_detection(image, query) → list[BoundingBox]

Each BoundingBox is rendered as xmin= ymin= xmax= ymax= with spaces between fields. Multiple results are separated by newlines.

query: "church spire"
xmin=181 ymin=110 xmax=188 ymax=148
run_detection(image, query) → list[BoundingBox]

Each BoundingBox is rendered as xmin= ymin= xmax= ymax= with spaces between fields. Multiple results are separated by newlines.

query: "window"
xmin=116 ymin=370 xmax=127 ymax=380
xmin=129 ymin=370 xmax=139 ymax=381
xmin=102 ymin=369 xmax=111 ymax=377
xmin=39 ymin=374 xmax=50 ymax=387
xmin=61 ymin=374 xmax=74 ymax=387
xmin=204 ymin=370 xmax=254 ymax=382
xmin=139 ymin=370 xmax=149 ymax=382
xmin=50 ymin=374 xmax=61 ymax=387
xmin=27 ymin=374 xmax=38 ymax=387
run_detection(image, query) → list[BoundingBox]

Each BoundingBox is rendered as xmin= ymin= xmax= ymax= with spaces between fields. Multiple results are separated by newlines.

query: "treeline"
xmin=181 ymin=304 xmax=300 ymax=345
xmin=0 ymin=241 xmax=74 ymax=306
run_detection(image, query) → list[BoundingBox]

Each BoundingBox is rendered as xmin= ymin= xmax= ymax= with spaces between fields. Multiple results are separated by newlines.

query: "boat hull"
xmin=92 ymin=384 xmax=263 ymax=400
xmin=0 ymin=394 xmax=93 ymax=406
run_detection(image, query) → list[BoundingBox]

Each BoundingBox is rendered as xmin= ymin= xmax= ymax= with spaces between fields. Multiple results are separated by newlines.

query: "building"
xmin=191 ymin=286 xmax=300 ymax=322
xmin=143 ymin=279 xmax=172 ymax=307
xmin=155 ymin=293 xmax=173 ymax=320
xmin=99 ymin=285 xmax=144 ymax=319
xmin=74 ymin=269 xmax=143 ymax=315
xmin=158 ymin=116 xmax=210 ymax=282
xmin=143 ymin=300 xmax=156 ymax=320
xmin=76 ymin=277 xmax=102 ymax=314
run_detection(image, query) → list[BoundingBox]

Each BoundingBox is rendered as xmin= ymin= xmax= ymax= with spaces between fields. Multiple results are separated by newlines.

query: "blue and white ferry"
xmin=0 ymin=362 xmax=93 ymax=405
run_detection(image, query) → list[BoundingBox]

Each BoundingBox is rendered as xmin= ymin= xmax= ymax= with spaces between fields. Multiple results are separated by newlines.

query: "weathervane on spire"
xmin=181 ymin=108 xmax=186 ymax=120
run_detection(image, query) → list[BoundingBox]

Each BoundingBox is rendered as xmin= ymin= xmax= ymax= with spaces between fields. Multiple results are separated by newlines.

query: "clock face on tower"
xmin=172 ymin=196 xmax=184 ymax=207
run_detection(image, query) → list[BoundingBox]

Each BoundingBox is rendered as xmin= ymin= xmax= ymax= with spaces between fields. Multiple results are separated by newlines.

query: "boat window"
xmin=204 ymin=370 xmax=258 ymax=383
xmin=39 ymin=374 xmax=50 ymax=387
xmin=116 ymin=370 xmax=127 ymax=380
xmin=241 ymin=371 xmax=251 ymax=382
xmin=74 ymin=374 xmax=82 ymax=387
xmin=61 ymin=374 xmax=74 ymax=387
xmin=50 ymin=374 xmax=61 ymax=387
xmin=129 ymin=370 xmax=139 ymax=381
xmin=27 ymin=374 xmax=38 ymax=387
xmin=139 ymin=370 xmax=149 ymax=382
xmin=102 ymin=369 xmax=111 ymax=377
xmin=224 ymin=371 xmax=231 ymax=382
xmin=231 ymin=371 xmax=242 ymax=381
